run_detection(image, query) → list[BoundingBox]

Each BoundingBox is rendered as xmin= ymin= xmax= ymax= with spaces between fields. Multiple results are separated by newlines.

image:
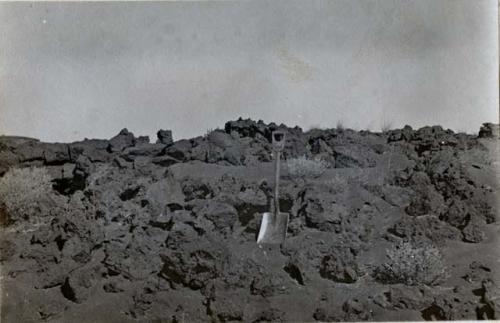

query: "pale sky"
xmin=0 ymin=1 xmax=498 ymax=143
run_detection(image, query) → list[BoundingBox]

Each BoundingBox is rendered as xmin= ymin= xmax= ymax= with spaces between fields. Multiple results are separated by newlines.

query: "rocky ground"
xmin=0 ymin=119 xmax=499 ymax=322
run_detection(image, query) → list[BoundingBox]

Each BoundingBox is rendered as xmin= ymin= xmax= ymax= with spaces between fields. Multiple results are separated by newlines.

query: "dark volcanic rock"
xmin=163 ymin=139 xmax=192 ymax=161
xmin=224 ymin=118 xmax=269 ymax=139
xmin=319 ymin=246 xmax=360 ymax=283
xmin=388 ymin=214 xmax=461 ymax=244
xmin=157 ymin=129 xmax=173 ymax=145
xmin=404 ymin=171 xmax=446 ymax=217
xmin=479 ymin=123 xmax=500 ymax=138
xmin=250 ymin=272 xmax=289 ymax=297
xmin=0 ymin=149 xmax=20 ymax=176
xmin=299 ymin=187 xmax=346 ymax=232
xmin=14 ymin=142 xmax=70 ymax=164
xmin=206 ymin=130 xmax=236 ymax=149
xmin=0 ymin=239 xmax=16 ymax=262
xmin=422 ymin=293 xmax=478 ymax=320
xmin=251 ymin=308 xmax=286 ymax=323
xmin=121 ymin=143 xmax=165 ymax=160
xmin=159 ymin=249 xmax=219 ymax=291
xmin=0 ymin=118 xmax=498 ymax=322
xmin=61 ymin=264 xmax=100 ymax=303
xmin=108 ymin=128 xmax=136 ymax=153
xmin=461 ymin=216 xmax=486 ymax=243
xmin=314 ymin=298 xmax=374 ymax=321
xmin=196 ymin=199 xmax=238 ymax=232
xmin=69 ymin=139 xmax=111 ymax=162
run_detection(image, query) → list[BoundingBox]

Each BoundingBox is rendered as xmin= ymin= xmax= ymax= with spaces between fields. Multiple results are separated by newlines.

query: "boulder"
xmin=107 ymin=128 xmax=136 ymax=153
xmin=206 ymin=130 xmax=236 ymax=149
xmin=61 ymin=264 xmax=100 ymax=303
xmin=121 ymin=143 xmax=165 ymax=160
xmin=478 ymin=123 xmax=500 ymax=138
xmin=159 ymin=249 xmax=219 ymax=290
xmin=250 ymin=272 xmax=289 ymax=297
xmin=136 ymin=135 xmax=150 ymax=144
xmin=11 ymin=141 xmax=43 ymax=162
xmin=195 ymin=200 xmax=238 ymax=231
xmin=224 ymin=118 xmax=268 ymax=139
xmin=151 ymin=155 xmax=180 ymax=167
xmin=42 ymin=143 xmax=71 ymax=164
xmin=319 ymin=246 xmax=360 ymax=283
xmin=388 ymin=214 xmax=462 ymax=244
xmin=332 ymin=145 xmax=378 ymax=168
xmin=163 ymin=139 xmax=192 ymax=161
xmin=461 ymin=216 xmax=486 ymax=243
xmin=156 ymin=129 xmax=173 ymax=145
xmin=69 ymin=139 xmax=110 ymax=162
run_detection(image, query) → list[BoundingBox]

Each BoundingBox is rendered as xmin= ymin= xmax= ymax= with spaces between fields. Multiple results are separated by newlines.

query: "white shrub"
xmin=0 ymin=167 xmax=54 ymax=222
xmin=374 ymin=241 xmax=448 ymax=286
xmin=286 ymin=156 xmax=329 ymax=179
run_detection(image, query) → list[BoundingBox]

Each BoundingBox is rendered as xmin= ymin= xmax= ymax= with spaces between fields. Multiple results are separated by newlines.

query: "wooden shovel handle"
xmin=274 ymin=150 xmax=281 ymax=214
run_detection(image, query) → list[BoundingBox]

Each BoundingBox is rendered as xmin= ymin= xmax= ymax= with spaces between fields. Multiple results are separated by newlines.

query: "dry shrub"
xmin=336 ymin=120 xmax=345 ymax=131
xmin=381 ymin=121 xmax=393 ymax=133
xmin=286 ymin=156 xmax=329 ymax=179
xmin=374 ymin=241 xmax=448 ymax=286
xmin=0 ymin=167 xmax=54 ymax=223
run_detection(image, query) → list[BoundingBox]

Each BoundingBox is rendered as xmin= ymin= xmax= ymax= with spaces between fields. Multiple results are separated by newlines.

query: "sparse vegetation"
xmin=374 ymin=241 xmax=448 ymax=286
xmin=307 ymin=124 xmax=323 ymax=131
xmin=204 ymin=128 xmax=214 ymax=138
xmin=0 ymin=117 xmax=497 ymax=321
xmin=286 ymin=155 xmax=329 ymax=179
xmin=0 ymin=141 xmax=8 ymax=151
xmin=0 ymin=167 xmax=54 ymax=223
xmin=381 ymin=120 xmax=393 ymax=133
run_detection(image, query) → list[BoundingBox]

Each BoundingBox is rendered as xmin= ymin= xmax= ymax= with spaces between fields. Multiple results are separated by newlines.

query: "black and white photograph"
xmin=0 ymin=1 xmax=499 ymax=322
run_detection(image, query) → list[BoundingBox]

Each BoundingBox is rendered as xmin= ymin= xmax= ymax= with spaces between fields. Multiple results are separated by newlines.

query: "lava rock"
xmin=250 ymin=273 xmax=289 ymax=297
xmin=108 ymin=128 xmax=136 ymax=153
xmin=343 ymin=298 xmax=374 ymax=321
xmin=196 ymin=200 xmax=238 ymax=231
xmin=151 ymin=155 xmax=180 ymax=167
xmin=319 ymin=246 xmax=360 ymax=283
xmin=156 ymin=129 xmax=173 ymax=145
xmin=0 ymin=239 xmax=16 ymax=262
xmin=478 ymin=123 xmax=500 ymax=138
xmin=388 ymin=214 xmax=461 ymax=244
xmin=61 ymin=265 xmax=100 ymax=303
xmin=69 ymin=139 xmax=111 ymax=162
xmin=462 ymin=217 xmax=486 ymax=243
xmin=121 ymin=143 xmax=165 ymax=160
xmin=159 ymin=249 xmax=219 ymax=290
xmin=0 ymin=118 xmax=497 ymax=323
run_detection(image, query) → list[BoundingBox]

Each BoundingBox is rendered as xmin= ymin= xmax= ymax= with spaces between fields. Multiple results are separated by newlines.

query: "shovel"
xmin=257 ymin=130 xmax=289 ymax=245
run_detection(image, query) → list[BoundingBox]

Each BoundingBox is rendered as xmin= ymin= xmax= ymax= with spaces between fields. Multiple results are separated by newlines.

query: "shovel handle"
xmin=271 ymin=131 xmax=285 ymax=215
xmin=274 ymin=150 xmax=281 ymax=214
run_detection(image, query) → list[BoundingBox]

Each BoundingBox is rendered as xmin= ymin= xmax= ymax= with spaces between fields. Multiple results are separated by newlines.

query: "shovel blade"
xmin=257 ymin=212 xmax=289 ymax=244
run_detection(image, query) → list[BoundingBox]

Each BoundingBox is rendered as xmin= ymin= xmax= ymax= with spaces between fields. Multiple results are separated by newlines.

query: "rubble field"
xmin=1 ymin=119 xmax=499 ymax=322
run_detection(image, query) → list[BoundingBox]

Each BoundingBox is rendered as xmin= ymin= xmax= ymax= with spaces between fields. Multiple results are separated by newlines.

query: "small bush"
xmin=374 ymin=241 xmax=448 ymax=286
xmin=286 ymin=156 xmax=329 ymax=179
xmin=0 ymin=141 xmax=8 ymax=152
xmin=336 ymin=120 xmax=345 ymax=131
xmin=381 ymin=121 xmax=393 ymax=133
xmin=0 ymin=167 xmax=54 ymax=223
xmin=307 ymin=124 xmax=323 ymax=131
xmin=204 ymin=128 xmax=214 ymax=138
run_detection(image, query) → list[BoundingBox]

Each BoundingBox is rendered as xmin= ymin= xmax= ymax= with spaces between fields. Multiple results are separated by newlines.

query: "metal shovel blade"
xmin=257 ymin=212 xmax=289 ymax=244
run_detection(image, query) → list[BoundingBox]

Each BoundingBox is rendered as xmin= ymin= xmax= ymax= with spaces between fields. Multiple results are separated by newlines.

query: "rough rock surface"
xmin=0 ymin=118 xmax=499 ymax=322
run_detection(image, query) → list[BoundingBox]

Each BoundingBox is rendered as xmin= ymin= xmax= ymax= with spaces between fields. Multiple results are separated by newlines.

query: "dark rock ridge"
xmin=479 ymin=122 xmax=500 ymax=138
xmin=0 ymin=118 xmax=499 ymax=322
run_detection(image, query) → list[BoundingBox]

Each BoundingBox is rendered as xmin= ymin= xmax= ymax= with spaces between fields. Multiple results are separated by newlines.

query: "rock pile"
xmin=0 ymin=118 xmax=499 ymax=322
